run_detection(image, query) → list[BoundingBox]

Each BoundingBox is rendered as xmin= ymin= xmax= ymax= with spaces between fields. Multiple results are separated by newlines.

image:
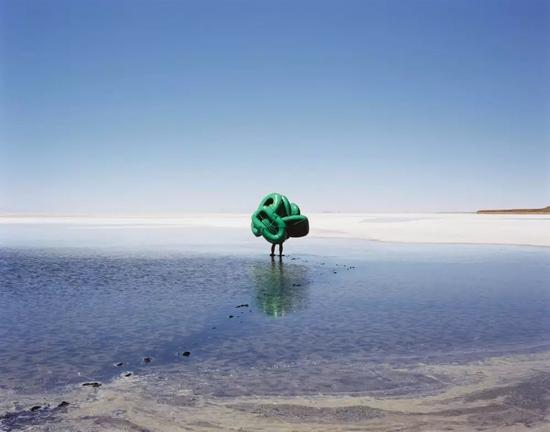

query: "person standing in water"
xmin=251 ymin=193 xmax=309 ymax=257
xmin=270 ymin=240 xmax=285 ymax=257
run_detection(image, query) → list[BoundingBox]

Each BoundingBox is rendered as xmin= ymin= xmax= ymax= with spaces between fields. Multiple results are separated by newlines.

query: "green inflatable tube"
xmin=251 ymin=193 xmax=309 ymax=244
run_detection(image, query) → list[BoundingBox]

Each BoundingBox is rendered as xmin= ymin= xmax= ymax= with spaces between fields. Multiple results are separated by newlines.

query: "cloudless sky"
xmin=1 ymin=0 xmax=548 ymax=214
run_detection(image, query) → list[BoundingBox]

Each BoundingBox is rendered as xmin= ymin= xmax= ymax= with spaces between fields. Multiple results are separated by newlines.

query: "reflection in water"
xmin=251 ymin=257 xmax=310 ymax=317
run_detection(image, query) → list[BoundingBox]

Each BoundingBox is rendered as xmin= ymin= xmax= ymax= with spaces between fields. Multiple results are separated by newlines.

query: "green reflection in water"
xmin=251 ymin=257 xmax=310 ymax=318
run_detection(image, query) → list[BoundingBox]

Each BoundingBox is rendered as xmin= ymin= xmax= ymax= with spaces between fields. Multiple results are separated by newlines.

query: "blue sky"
xmin=1 ymin=0 xmax=548 ymax=214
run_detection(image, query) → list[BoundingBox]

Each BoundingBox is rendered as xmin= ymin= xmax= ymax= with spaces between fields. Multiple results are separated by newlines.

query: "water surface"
xmin=1 ymin=224 xmax=549 ymax=397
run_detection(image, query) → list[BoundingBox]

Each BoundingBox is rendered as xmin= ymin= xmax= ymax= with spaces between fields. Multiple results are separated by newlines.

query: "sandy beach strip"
xmin=1 ymin=213 xmax=549 ymax=247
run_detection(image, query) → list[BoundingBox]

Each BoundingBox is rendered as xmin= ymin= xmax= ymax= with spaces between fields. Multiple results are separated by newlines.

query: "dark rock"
xmin=123 ymin=371 xmax=133 ymax=377
xmin=30 ymin=406 xmax=41 ymax=412
xmin=292 ymin=283 xmax=301 ymax=287
xmin=1 ymin=411 xmax=14 ymax=420
xmin=333 ymin=271 xmax=337 ymax=274
xmin=114 ymin=362 xmax=124 ymax=367
xmin=82 ymin=382 xmax=101 ymax=388
xmin=211 ymin=326 xmax=216 ymax=329
xmin=235 ymin=304 xmax=249 ymax=308
xmin=228 ymin=315 xmax=234 ymax=318
xmin=143 ymin=357 xmax=152 ymax=363
xmin=57 ymin=401 xmax=70 ymax=408
xmin=182 ymin=351 xmax=191 ymax=357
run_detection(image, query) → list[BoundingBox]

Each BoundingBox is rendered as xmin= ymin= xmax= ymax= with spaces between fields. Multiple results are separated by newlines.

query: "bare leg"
xmin=279 ymin=243 xmax=283 ymax=257
xmin=270 ymin=244 xmax=275 ymax=256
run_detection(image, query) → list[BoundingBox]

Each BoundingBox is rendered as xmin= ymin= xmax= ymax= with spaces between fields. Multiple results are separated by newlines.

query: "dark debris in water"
xmin=182 ymin=351 xmax=191 ymax=357
xmin=82 ymin=382 xmax=101 ymax=388
xmin=1 ymin=401 xmax=71 ymax=431
xmin=235 ymin=304 xmax=249 ymax=308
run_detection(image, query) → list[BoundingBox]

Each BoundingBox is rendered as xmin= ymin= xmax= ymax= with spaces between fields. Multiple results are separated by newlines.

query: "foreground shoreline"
xmin=2 ymin=350 xmax=549 ymax=431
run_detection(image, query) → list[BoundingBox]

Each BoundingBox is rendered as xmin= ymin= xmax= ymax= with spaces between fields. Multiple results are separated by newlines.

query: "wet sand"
xmin=2 ymin=351 xmax=549 ymax=431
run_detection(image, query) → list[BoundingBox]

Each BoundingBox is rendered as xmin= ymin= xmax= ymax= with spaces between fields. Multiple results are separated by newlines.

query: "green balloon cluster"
xmin=251 ymin=193 xmax=309 ymax=244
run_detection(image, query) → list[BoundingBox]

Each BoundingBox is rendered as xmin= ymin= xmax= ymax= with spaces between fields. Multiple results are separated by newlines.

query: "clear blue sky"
xmin=1 ymin=0 xmax=548 ymax=214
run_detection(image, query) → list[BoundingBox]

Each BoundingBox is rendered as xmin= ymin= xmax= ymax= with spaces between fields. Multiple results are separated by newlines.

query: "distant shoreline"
xmin=477 ymin=206 xmax=550 ymax=214
xmin=1 ymin=213 xmax=549 ymax=247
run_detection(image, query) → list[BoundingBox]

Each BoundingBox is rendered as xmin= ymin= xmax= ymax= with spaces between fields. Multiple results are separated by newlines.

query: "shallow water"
xmin=1 ymin=224 xmax=549 ymax=399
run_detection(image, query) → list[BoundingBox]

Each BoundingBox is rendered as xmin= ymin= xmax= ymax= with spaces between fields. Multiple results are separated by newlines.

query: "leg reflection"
xmin=251 ymin=259 xmax=310 ymax=318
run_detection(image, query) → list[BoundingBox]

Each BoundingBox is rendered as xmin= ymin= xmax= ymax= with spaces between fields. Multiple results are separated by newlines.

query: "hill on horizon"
xmin=477 ymin=206 xmax=550 ymax=214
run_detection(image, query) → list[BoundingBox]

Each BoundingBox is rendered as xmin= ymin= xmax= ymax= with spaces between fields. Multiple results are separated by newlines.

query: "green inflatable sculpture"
xmin=251 ymin=193 xmax=309 ymax=255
